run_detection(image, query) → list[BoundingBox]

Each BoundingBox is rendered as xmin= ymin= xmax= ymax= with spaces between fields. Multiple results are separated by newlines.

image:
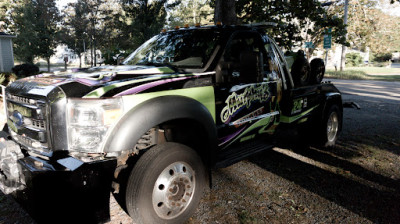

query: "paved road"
xmin=327 ymin=79 xmax=400 ymax=142
xmin=391 ymin=63 xmax=400 ymax=68
xmin=327 ymin=79 xmax=400 ymax=103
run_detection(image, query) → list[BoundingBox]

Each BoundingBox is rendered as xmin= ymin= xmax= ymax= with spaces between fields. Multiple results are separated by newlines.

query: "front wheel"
xmin=125 ymin=142 xmax=207 ymax=224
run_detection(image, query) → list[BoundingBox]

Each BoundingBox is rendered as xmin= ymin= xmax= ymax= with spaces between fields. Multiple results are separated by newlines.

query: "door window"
xmin=222 ymin=32 xmax=267 ymax=84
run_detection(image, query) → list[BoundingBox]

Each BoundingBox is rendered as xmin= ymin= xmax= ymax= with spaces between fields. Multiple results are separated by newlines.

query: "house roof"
xmin=0 ymin=32 xmax=16 ymax=38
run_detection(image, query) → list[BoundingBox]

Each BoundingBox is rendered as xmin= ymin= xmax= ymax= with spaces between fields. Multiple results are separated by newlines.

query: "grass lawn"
xmin=326 ymin=66 xmax=400 ymax=82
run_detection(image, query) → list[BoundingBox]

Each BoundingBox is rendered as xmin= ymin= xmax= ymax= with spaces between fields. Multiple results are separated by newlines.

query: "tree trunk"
xmin=79 ymin=53 xmax=82 ymax=68
xmin=94 ymin=38 xmax=97 ymax=66
xmin=340 ymin=0 xmax=349 ymax=71
xmin=90 ymin=40 xmax=93 ymax=67
xmin=47 ymin=57 xmax=50 ymax=72
xmin=214 ymin=0 xmax=237 ymax=25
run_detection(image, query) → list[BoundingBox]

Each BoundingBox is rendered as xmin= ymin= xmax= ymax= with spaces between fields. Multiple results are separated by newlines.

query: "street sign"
xmin=305 ymin=42 xmax=315 ymax=48
xmin=323 ymin=34 xmax=332 ymax=49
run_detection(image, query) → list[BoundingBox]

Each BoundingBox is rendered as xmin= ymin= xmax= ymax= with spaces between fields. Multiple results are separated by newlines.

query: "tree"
xmin=168 ymin=0 xmax=213 ymax=27
xmin=33 ymin=0 xmax=60 ymax=71
xmin=11 ymin=0 xmax=60 ymax=71
xmin=335 ymin=0 xmax=400 ymax=55
xmin=61 ymin=0 xmax=121 ymax=67
xmin=213 ymin=0 xmax=236 ymax=25
xmin=211 ymin=0 xmax=347 ymax=51
xmin=119 ymin=0 xmax=178 ymax=50
xmin=0 ymin=0 xmax=14 ymax=32
xmin=59 ymin=1 xmax=90 ymax=68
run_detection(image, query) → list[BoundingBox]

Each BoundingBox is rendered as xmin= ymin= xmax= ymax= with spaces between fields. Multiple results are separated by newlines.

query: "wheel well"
xmin=324 ymin=98 xmax=343 ymax=118
xmin=113 ymin=118 xmax=212 ymax=186
xmin=112 ymin=119 xmax=212 ymax=205
xmin=160 ymin=118 xmax=211 ymax=167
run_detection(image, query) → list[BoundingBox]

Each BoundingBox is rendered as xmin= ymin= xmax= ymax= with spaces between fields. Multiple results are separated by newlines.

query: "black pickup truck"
xmin=0 ymin=23 xmax=342 ymax=223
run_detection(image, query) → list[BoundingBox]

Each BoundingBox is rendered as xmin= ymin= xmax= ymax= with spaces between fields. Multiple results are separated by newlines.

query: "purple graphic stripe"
xmin=114 ymin=76 xmax=192 ymax=96
xmin=76 ymin=78 xmax=102 ymax=86
xmin=218 ymin=126 xmax=247 ymax=146
xmin=76 ymin=75 xmax=115 ymax=86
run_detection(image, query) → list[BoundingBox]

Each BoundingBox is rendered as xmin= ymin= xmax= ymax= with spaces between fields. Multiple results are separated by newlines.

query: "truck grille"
xmin=6 ymin=93 xmax=49 ymax=152
xmin=7 ymin=94 xmax=37 ymax=105
xmin=31 ymin=119 xmax=46 ymax=130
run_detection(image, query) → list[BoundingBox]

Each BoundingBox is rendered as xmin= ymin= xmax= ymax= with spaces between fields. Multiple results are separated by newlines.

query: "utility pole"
xmin=340 ymin=0 xmax=349 ymax=71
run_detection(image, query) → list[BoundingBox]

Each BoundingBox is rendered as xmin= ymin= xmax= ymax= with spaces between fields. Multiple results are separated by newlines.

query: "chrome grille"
xmin=6 ymin=93 xmax=49 ymax=151
xmin=7 ymin=94 xmax=36 ymax=105
xmin=31 ymin=119 xmax=46 ymax=129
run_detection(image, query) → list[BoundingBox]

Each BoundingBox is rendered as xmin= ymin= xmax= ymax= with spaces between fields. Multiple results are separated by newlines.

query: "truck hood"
xmin=6 ymin=65 xmax=209 ymax=99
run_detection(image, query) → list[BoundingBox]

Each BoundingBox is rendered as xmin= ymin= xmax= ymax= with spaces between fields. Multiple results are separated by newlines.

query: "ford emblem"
xmin=11 ymin=111 xmax=24 ymax=128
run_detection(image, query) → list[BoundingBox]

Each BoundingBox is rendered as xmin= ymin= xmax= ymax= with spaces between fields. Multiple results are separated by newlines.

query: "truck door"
xmin=215 ymin=31 xmax=280 ymax=148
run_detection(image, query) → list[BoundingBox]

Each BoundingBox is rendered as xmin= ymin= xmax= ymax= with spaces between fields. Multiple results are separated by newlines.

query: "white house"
xmin=49 ymin=44 xmax=104 ymax=67
xmin=0 ymin=32 xmax=15 ymax=72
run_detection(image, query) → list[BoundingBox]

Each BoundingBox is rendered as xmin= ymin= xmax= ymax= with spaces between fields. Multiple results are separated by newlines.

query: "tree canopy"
xmin=10 ymin=0 xmax=60 ymax=70
xmin=213 ymin=0 xmax=347 ymax=52
xmin=168 ymin=0 xmax=212 ymax=27
xmin=4 ymin=0 xmax=399 ymax=68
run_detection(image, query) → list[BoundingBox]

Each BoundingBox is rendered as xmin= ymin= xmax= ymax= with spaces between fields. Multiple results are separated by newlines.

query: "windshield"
xmin=122 ymin=29 xmax=220 ymax=69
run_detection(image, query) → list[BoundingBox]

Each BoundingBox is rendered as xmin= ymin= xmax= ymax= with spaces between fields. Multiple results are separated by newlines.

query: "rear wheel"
xmin=125 ymin=142 xmax=206 ymax=224
xmin=319 ymin=104 xmax=342 ymax=147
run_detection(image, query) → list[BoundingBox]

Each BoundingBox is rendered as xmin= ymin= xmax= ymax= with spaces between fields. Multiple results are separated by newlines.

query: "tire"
xmin=291 ymin=56 xmax=311 ymax=87
xmin=125 ymin=142 xmax=207 ymax=224
xmin=310 ymin=58 xmax=325 ymax=84
xmin=319 ymin=104 xmax=342 ymax=147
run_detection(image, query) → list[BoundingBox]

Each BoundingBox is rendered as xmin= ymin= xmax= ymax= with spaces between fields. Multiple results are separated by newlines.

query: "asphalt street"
xmin=327 ymin=78 xmax=400 ymax=142
xmin=391 ymin=63 xmax=400 ymax=68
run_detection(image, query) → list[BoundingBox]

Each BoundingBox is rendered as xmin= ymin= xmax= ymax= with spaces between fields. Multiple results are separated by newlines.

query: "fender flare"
xmin=323 ymin=92 xmax=343 ymax=112
xmin=103 ymin=95 xmax=217 ymax=162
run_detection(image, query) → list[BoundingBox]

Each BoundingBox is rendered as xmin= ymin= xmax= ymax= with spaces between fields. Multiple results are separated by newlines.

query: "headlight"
xmin=67 ymin=98 xmax=123 ymax=153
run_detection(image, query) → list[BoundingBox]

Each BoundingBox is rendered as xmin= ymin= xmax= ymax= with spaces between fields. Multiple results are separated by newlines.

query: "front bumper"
xmin=0 ymin=139 xmax=117 ymax=223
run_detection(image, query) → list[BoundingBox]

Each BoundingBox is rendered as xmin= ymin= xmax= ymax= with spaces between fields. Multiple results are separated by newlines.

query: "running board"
xmin=215 ymin=140 xmax=273 ymax=168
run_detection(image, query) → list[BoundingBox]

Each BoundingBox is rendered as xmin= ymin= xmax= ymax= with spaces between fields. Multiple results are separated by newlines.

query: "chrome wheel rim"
xmin=327 ymin=111 xmax=339 ymax=142
xmin=152 ymin=161 xmax=195 ymax=219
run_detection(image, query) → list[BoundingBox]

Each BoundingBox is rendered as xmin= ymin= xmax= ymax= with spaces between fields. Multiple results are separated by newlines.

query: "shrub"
xmin=0 ymin=73 xmax=17 ymax=86
xmin=373 ymin=53 xmax=392 ymax=62
xmin=345 ymin=53 xmax=363 ymax=67
xmin=11 ymin=64 xmax=39 ymax=78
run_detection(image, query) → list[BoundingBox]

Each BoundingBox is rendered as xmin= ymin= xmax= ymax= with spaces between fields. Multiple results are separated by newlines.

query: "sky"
xmin=56 ymin=0 xmax=77 ymax=10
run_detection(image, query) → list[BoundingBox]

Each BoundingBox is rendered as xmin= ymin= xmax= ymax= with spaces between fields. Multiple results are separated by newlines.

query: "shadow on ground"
xmin=247 ymin=141 xmax=400 ymax=224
